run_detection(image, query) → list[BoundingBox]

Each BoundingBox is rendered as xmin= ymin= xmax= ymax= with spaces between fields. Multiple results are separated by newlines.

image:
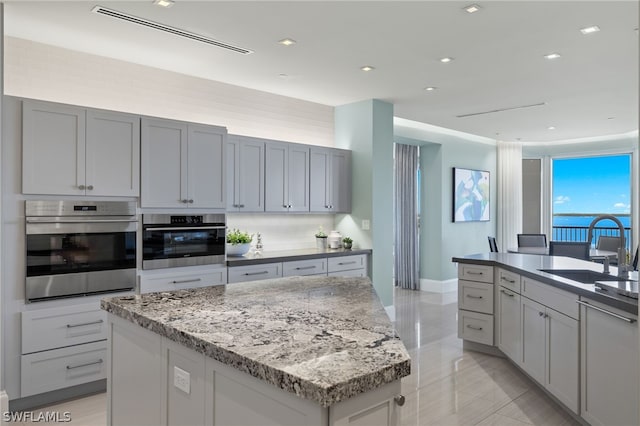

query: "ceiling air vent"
xmin=456 ymin=102 xmax=546 ymax=118
xmin=91 ymin=5 xmax=253 ymax=55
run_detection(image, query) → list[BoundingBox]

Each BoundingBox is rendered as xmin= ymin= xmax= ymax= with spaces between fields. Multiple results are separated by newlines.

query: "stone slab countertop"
xmin=453 ymin=253 xmax=638 ymax=314
xmin=101 ymin=275 xmax=410 ymax=407
xmin=226 ymin=248 xmax=372 ymax=267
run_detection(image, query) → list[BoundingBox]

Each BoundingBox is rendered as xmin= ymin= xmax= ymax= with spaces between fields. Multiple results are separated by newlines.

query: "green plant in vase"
xmin=342 ymin=237 xmax=353 ymax=250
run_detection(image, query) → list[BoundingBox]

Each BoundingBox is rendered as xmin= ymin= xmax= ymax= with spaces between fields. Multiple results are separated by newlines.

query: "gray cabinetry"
xmin=226 ymin=135 xmax=265 ymax=212
xmin=310 ymin=147 xmax=352 ymax=213
xmin=457 ymin=264 xmax=494 ymax=345
xmin=141 ymin=118 xmax=226 ymax=209
xmin=22 ymin=99 xmax=140 ymax=196
xmin=265 ymin=141 xmax=310 ymax=212
xmin=497 ymin=286 xmax=521 ymax=363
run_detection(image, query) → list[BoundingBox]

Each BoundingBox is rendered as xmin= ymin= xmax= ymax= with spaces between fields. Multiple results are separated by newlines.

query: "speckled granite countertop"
xmin=101 ymin=275 xmax=409 ymax=407
xmin=226 ymin=248 xmax=372 ymax=266
xmin=453 ymin=253 xmax=638 ymax=314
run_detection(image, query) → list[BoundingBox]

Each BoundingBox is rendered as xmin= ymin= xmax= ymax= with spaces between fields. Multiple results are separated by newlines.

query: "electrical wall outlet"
xmin=362 ymin=219 xmax=370 ymax=230
xmin=174 ymin=366 xmax=190 ymax=394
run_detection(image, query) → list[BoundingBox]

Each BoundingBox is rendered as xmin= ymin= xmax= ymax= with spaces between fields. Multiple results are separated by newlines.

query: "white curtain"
xmin=394 ymin=144 xmax=420 ymax=290
xmin=497 ymin=141 xmax=523 ymax=251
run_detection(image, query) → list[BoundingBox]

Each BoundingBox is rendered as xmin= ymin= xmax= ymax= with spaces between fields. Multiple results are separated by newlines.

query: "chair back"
xmin=596 ymin=235 xmax=623 ymax=252
xmin=517 ymin=233 xmax=547 ymax=247
xmin=487 ymin=236 xmax=498 ymax=253
xmin=549 ymin=241 xmax=590 ymax=260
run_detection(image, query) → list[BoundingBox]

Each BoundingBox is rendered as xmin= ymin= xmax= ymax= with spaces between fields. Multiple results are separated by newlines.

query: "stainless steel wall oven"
xmin=25 ymin=201 xmax=137 ymax=302
xmin=142 ymin=214 xmax=226 ymax=270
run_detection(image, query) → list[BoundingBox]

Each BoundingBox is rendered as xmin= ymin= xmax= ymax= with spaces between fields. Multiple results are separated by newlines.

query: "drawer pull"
xmin=171 ymin=278 xmax=202 ymax=284
xmin=66 ymin=359 xmax=103 ymax=370
xmin=394 ymin=395 xmax=406 ymax=406
xmin=576 ymin=300 xmax=636 ymax=323
xmin=466 ymin=294 xmax=483 ymax=299
xmin=466 ymin=324 xmax=483 ymax=331
xmin=501 ymin=276 xmax=516 ymax=283
xmin=500 ymin=289 xmax=515 ymax=297
xmin=66 ymin=319 xmax=104 ymax=328
xmin=467 ymin=271 xmax=484 ymax=275
xmin=295 ymin=266 xmax=317 ymax=270
xmin=338 ymin=261 xmax=357 ymax=266
xmin=244 ymin=271 xmax=269 ymax=276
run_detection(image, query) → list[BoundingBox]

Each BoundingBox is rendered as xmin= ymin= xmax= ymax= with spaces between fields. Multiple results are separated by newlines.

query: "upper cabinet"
xmin=22 ymin=100 xmax=140 ymax=196
xmin=265 ymin=141 xmax=310 ymax=212
xmin=310 ymin=147 xmax=352 ymax=213
xmin=141 ymin=118 xmax=226 ymax=209
xmin=227 ymin=135 xmax=265 ymax=212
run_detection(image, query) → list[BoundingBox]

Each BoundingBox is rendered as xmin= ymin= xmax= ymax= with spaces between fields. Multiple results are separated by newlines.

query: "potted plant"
xmin=342 ymin=237 xmax=353 ymax=250
xmin=315 ymin=226 xmax=327 ymax=250
xmin=226 ymin=228 xmax=253 ymax=256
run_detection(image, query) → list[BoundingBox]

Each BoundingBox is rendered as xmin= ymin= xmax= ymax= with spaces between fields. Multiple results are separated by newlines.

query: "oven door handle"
xmin=144 ymin=226 xmax=226 ymax=231
xmin=26 ymin=218 xmax=138 ymax=224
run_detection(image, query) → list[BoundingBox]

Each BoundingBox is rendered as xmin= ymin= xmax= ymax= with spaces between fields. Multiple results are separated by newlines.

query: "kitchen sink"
xmin=537 ymin=269 xmax=624 ymax=284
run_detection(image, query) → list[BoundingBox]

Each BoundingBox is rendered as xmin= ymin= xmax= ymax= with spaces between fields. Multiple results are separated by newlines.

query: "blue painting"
xmin=453 ymin=167 xmax=490 ymax=222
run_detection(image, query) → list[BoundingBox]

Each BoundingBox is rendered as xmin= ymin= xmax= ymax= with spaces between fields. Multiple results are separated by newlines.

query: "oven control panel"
xmin=170 ymin=216 xmax=203 ymax=225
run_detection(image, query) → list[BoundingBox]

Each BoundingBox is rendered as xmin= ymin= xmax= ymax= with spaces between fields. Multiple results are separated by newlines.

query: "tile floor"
xmin=15 ymin=288 xmax=580 ymax=425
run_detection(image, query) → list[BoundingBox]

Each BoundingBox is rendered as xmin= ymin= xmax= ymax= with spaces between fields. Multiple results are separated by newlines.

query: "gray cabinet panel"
xmin=331 ymin=149 xmax=352 ymax=213
xmin=227 ymin=135 xmax=265 ymax=212
xmin=265 ymin=141 xmax=309 ymax=212
xmin=310 ymin=148 xmax=352 ymax=213
xmin=187 ymin=124 xmax=226 ymax=209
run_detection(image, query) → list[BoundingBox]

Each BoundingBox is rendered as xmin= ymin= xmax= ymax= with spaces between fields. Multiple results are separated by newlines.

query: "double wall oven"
xmin=25 ymin=200 xmax=137 ymax=302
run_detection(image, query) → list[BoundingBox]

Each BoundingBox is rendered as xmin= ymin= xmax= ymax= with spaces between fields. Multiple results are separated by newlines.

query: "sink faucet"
xmin=587 ymin=215 xmax=628 ymax=278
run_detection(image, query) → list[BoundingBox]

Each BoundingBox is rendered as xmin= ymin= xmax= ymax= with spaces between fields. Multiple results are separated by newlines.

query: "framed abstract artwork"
xmin=452 ymin=167 xmax=490 ymax=222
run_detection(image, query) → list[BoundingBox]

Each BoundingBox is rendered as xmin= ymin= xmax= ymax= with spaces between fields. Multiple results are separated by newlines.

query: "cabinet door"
xmin=187 ymin=124 xmax=226 ymax=208
xmin=86 ymin=110 xmax=140 ymax=196
xmin=545 ymin=309 xmax=579 ymax=414
xmin=265 ymin=142 xmax=289 ymax=212
xmin=141 ymin=118 xmax=188 ymax=208
xmin=287 ymin=144 xmax=310 ymax=212
xmin=331 ymin=149 xmax=352 ymax=213
xmin=238 ymin=139 xmax=265 ymax=212
xmin=310 ymin=148 xmax=331 ymax=212
xmin=23 ymin=100 xmax=86 ymax=195
xmin=581 ymin=300 xmax=639 ymax=426
xmin=497 ymin=287 xmax=521 ymax=363
xmin=226 ymin=136 xmax=241 ymax=211
xmin=520 ymin=297 xmax=546 ymax=383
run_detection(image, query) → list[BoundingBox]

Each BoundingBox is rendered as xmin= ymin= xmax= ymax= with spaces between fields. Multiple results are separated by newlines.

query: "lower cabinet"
xmin=580 ymin=298 xmax=639 ymax=426
xmin=227 ymin=262 xmax=283 ymax=284
xmin=496 ymin=286 xmax=521 ymax=363
xmin=140 ymin=266 xmax=227 ymax=293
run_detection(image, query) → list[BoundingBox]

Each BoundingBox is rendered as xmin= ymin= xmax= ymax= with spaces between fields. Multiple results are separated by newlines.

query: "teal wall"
xmin=334 ymin=100 xmax=394 ymax=307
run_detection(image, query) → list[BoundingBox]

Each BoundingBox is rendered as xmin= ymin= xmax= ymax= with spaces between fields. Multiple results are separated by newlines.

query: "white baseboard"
xmin=420 ymin=278 xmax=457 ymax=293
xmin=1 ymin=390 xmax=8 ymax=426
xmin=384 ymin=305 xmax=396 ymax=321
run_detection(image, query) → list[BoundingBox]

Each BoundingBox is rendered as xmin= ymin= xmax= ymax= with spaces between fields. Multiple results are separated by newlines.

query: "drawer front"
xmin=328 ymin=268 xmax=367 ymax=278
xmin=140 ymin=268 xmax=227 ymax=294
xmin=22 ymin=303 xmax=106 ymax=354
xmin=328 ymin=255 xmax=366 ymax=273
xmin=459 ymin=264 xmax=494 ymax=283
xmin=496 ymin=268 xmax=521 ymax=293
xmin=522 ymin=277 xmax=579 ymax=319
xmin=21 ymin=341 xmax=107 ymax=397
xmin=283 ymin=258 xmax=327 ymax=277
xmin=458 ymin=310 xmax=494 ymax=345
xmin=458 ymin=280 xmax=494 ymax=314
xmin=228 ymin=262 xmax=282 ymax=284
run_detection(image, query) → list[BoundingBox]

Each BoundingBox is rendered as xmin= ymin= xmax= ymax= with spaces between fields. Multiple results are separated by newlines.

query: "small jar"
xmin=328 ymin=230 xmax=342 ymax=249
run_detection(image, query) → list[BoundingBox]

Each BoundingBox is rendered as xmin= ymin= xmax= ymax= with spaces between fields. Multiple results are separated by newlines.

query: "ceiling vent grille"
xmin=457 ymin=102 xmax=546 ymax=118
xmin=91 ymin=5 xmax=253 ymax=55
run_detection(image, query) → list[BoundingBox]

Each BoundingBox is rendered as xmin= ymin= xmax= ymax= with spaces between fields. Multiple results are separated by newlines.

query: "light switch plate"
xmin=362 ymin=219 xmax=370 ymax=230
xmin=174 ymin=366 xmax=190 ymax=394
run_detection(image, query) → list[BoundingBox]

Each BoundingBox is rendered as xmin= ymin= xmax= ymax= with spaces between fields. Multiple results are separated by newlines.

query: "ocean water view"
xmin=552 ymin=214 xmax=631 ymax=248
xmin=553 ymin=214 xmax=630 ymax=228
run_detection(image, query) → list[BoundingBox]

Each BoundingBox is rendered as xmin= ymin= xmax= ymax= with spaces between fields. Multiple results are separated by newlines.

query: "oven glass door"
xmin=26 ymin=232 xmax=136 ymax=277
xmin=143 ymin=226 xmax=225 ymax=261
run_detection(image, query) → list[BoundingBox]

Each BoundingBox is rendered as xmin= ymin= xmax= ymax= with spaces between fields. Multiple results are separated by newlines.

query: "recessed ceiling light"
xmin=278 ymin=38 xmax=296 ymax=46
xmin=548 ymin=126 xmax=556 ymax=130
xmin=424 ymin=87 xmax=437 ymax=91
xmin=360 ymin=65 xmax=375 ymax=72
xmin=464 ymin=4 xmax=481 ymax=13
xmin=544 ymin=53 xmax=561 ymax=60
xmin=153 ymin=0 xmax=175 ymax=8
xmin=580 ymin=25 xmax=600 ymax=35
xmin=440 ymin=57 xmax=454 ymax=63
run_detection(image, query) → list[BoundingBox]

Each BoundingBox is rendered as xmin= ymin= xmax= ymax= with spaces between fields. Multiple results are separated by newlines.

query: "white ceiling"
xmin=5 ymin=1 xmax=639 ymax=142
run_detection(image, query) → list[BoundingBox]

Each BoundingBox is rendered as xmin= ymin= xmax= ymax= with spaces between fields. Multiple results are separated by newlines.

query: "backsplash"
xmin=226 ymin=214 xmax=335 ymax=251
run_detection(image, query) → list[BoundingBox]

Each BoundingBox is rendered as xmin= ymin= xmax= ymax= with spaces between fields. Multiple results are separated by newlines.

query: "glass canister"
xmin=328 ymin=230 xmax=343 ymax=249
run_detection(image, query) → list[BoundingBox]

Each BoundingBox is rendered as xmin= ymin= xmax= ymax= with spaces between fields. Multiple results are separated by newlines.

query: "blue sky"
xmin=553 ymin=154 xmax=631 ymax=214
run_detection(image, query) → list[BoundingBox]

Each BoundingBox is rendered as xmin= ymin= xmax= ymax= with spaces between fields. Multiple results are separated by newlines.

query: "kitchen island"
xmin=101 ymin=276 xmax=410 ymax=426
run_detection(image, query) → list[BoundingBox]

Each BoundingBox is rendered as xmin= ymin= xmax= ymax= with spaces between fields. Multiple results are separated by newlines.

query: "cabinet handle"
xmin=295 ymin=266 xmax=317 ymax=270
xmin=394 ymin=395 xmax=406 ymax=406
xmin=78 ymin=184 xmax=86 ymax=190
xmin=181 ymin=199 xmax=188 ymax=203
xmin=188 ymin=199 xmax=194 ymax=204
xmin=87 ymin=185 xmax=94 ymax=190
xmin=576 ymin=300 xmax=636 ymax=323
xmin=66 ymin=319 xmax=104 ymax=328
xmin=283 ymin=204 xmax=288 ymax=208
xmin=538 ymin=311 xmax=544 ymax=317
xmin=325 ymin=205 xmax=329 ymax=209
xmin=466 ymin=324 xmax=483 ymax=331
xmin=466 ymin=294 xmax=483 ymax=299
xmin=172 ymin=278 xmax=202 ymax=284
xmin=467 ymin=271 xmax=483 ymax=275
xmin=500 ymin=289 xmax=515 ymax=297
xmin=288 ymin=204 xmax=292 ymax=208
xmin=66 ymin=359 xmax=103 ymax=370
xmin=244 ymin=271 xmax=269 ymax=276
xmin=233 ymin=204 xmax=239 ymax=208
xmin=501 ymin=276 xmax=516 ymax=283
xmin=329 ymin=205 xmax=333 ymax=209
xmin=338 ymin=261 xmax=357 ymax=265
xmin=239 ymin=204 xmax=245 ymax=208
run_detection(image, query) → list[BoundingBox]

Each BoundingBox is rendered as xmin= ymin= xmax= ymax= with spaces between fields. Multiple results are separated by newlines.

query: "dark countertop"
xmin=453 ymin=253 xmax=638 ymax=314
xmin=102 ymin=276 xmax=410 ymax=407
xmin=227 ymin=248 xmax=372 ymax=267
